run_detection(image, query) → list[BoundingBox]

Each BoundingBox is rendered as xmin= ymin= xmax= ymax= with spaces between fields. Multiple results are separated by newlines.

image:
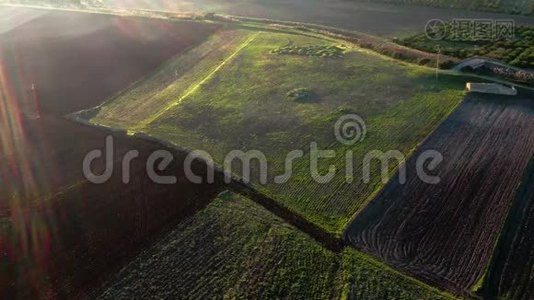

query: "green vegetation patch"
xmin=89 ymin=29 xmax=466 ymax=234
xmin=95 ymin=191 xmax=454 ymax=299
xmin=287 ymin=87 xmax=317 ymax=102
xmin=272 ymin=44 xmax=346 ymax=58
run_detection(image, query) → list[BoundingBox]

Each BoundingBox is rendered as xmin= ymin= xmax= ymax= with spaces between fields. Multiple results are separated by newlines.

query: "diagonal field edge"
xmin=131 ymin=32 xmax=260 ymax=132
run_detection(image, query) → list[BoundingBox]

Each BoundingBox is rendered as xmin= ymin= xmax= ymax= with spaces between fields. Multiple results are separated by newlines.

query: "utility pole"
xmin=31 ymin=82 xmax=40 ymax=119
xmin=435 ymin=46 xmax=441 ymax=82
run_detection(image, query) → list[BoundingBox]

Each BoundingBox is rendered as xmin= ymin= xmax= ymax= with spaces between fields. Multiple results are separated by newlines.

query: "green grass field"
xmin=95 ymin=191 xmax=454 ymax=299
xmin=88 ymin=27 xmax=467 ymax=234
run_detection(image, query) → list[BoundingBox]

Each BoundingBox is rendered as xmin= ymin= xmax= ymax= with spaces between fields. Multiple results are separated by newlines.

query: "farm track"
xmin=135 ymin=32 xmax=260 ymax=129
xmin=91 ymin=29 xmax=249 ymax=128
xmin=483 ymin=158 xmax=534 ymax=299
xmin=345 ymin=91 xmax=534 ymax=295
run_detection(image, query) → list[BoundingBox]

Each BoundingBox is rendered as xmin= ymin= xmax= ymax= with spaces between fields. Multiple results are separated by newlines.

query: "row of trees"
xmin=401 ymin=26 xmax=534 ymax=68
xmin=359 ymin=0 xmax=533 ymax=15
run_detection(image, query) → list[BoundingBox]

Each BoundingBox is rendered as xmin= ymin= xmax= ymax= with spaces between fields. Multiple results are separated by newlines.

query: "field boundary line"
xmin=341 ymin=92 xmax=466 ymax=235
xmin=66 ymin=114 xmax=346 ymax=253
xmin=132 ymin=32 xmax=260 ymax=131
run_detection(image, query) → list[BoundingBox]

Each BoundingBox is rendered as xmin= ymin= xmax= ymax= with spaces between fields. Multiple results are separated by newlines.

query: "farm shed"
xmin=466 ymin=82 xmax=518 ymax=96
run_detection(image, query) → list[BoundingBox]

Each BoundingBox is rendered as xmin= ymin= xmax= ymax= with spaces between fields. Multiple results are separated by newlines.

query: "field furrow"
xmin=483 ymin=158 xmax=534 ymax=299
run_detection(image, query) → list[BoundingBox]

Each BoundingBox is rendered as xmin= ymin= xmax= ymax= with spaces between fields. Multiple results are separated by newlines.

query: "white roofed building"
xmin=466 ymin=82 xmax=518 ymax=96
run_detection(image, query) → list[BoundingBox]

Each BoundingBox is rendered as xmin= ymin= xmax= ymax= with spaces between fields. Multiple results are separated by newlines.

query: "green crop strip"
xmin=130 ymin=32 xmax=260 ymax=133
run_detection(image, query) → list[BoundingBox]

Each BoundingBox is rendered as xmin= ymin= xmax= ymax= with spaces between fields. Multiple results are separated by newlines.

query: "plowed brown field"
xmin=483 ymin=158 xmax=534 ymax=299
xmin=345 ymin=92 xmax=534 ymax=295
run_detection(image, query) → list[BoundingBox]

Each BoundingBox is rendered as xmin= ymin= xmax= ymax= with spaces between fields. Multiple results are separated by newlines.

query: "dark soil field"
xmin=0 ymin=136 xmax=225 ymax=298
xmin=483 ymin=158 xmax=534 ymax=299
xmin=345 ymin=91 xmax=534 ymax=295
xmin=0 ymin=8 xmax=220 ymax=200
xmin=0 ymin=8 xmax=220 ymax=116
xmin=0 ymin=8 xmax=223 ymax=298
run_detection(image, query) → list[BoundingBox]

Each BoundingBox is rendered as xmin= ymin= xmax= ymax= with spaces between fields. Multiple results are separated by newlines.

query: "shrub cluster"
xmin=271 ymin=45 xmax=345 ymax=58
xmin=400 ymin=25 xmax=534 ymax=68
xmin=286 ymin=88 xmax=316 ymax=102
